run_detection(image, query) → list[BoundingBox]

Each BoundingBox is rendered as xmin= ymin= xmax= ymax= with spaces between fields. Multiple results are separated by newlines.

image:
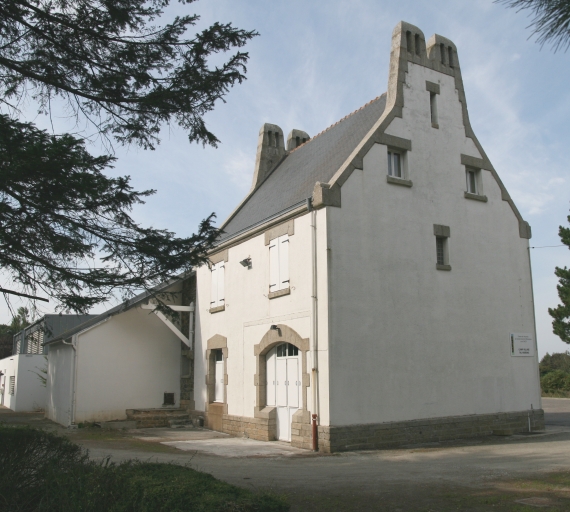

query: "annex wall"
xmin=1 ymin=356 xmax=16 ymax=409
xmin=46 ymin=343 xmax=75 ymax=425
xmin=72 ymin=307 xmax=181 ymax=423
xmin=326 ymin=58 xmax=540 ymax=427
xmin=9 ymin=355 xmax=47 ymax=412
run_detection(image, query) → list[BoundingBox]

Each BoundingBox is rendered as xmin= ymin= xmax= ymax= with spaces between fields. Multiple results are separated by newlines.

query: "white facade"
xmin=193 ymin=22 xmax=541 ymax=450
xmin=327 ymin=59 xmax=540 ymax=425
xmin=46 ymin=306 xmax=182 ymax=425
xmin=195 ymin=211 xmax=331 ymax=422
xmin=0 ymin=354 xmax=47 ymax=412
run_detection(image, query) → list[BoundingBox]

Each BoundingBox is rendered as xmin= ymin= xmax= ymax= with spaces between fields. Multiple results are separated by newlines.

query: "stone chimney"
xmin=251 ymin=123 xmax=286 ymax=190
xmin=286 ymin=129 xmax=310 ymax=151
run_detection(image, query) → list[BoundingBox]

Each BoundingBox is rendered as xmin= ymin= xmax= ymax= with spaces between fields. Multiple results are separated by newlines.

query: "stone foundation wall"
xmin=317 ymin=409 xmax=545 ymax=453
xmin=222 ymin=414 xmax=276 ymax=441
xmin=291 ymin=410 xmax=313 ymax=450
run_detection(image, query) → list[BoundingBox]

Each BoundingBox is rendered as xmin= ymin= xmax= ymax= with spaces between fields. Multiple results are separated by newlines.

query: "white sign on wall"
xmin=510 ymin=333 xmax=534 ymax=357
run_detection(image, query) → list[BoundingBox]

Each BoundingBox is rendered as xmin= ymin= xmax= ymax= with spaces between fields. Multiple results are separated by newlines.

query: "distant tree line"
xmin=540 ymin=351 xmax=570 ymax=396
xmin=0 ymin=307 xmax=30 ymax=359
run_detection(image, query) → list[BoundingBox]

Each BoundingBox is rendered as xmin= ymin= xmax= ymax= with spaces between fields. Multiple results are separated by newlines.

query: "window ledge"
xmin=268 ymin=287 xmax=291 ymax=300
xmin=209 ymin=305 xmax=225 ymax=314
xmin=386 ymin=175 xmax=413 ymax=188
xmin=436 ymin=264 xmax=452 ymax=271
xmin=464 ymin=192 xmax=488 ymax=202
xmin=431 ymin=122 xmax=439 ymax=129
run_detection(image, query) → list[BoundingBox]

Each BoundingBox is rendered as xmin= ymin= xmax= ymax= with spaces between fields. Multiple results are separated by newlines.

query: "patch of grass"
xmin=0 ymin=425 xmax=289 ymax=512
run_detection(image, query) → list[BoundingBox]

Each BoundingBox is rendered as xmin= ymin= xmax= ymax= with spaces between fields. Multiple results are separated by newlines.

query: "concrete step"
xmin=169 ymin=417 xmax=192 ymax=428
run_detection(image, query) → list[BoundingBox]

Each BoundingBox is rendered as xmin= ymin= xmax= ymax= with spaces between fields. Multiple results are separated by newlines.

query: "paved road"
xmin=84 ymin=398 xmax=570 ymax=510
xmin=543 ymin=397 xmax=570 ymax=426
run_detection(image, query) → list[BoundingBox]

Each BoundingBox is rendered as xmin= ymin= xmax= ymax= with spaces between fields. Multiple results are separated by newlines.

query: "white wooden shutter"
xmin=217 ymin=263 xmax=225 ymax=304
xmin=269 ymin=240 xmax=279 ymax=291
xmin=279 ymin=235 xmax=289 ymax=289
xmin=210 ymin=264 xmax=218 ymax=307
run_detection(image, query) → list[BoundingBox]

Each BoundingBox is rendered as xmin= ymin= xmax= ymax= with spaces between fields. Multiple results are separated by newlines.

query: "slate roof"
xmin=219 ymin=94 xmax=387 ymax=242
xmin=44 ymin=274 xmax=193 ymax=346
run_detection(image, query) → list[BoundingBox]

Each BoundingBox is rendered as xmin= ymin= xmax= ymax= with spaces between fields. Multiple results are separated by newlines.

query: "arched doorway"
xmin=253 ymin=324 xmax=310 ymax=445
xmin=266 ymin=343 xmax=301 ymax=441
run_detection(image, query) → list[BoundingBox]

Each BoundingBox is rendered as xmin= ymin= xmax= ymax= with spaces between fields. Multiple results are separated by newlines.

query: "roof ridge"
xmin=288 ymin=93 xmax=386 ymax=155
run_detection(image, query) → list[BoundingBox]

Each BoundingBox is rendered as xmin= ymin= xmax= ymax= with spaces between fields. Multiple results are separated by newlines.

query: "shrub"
xmin=541 ymin=370 xmax=570 ymax=393
xmin=0 ymin=426 xmax=289 ymax=512
xmin=0 ymin=425 xmax=89 ymax=511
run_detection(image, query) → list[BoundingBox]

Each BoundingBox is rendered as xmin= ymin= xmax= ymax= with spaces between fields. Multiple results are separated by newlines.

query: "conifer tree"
xmin=0 ymin=1 xmax=257 ymax=311
xmin=549 ymin=213 xmax=570 ymax=343
xmin=497 ymin=0 xmax=570 ymax=51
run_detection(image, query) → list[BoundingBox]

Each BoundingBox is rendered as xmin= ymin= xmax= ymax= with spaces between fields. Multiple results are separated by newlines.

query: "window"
xmin=210 ymin=261 xmax=225 ymax=309
xmin=269 ymin=234 xmax=289 ymax=293
xmin=434 ymin=224 xmax=451 ymax=270
xmin=276 ymin=343 xmax=298 ymax=357
xmin=430 ymin=92 xmax=438 ymax=126
xmin=414 ymin=34 xmax=420 ymax=56
xmin=9 ymin=376 xmax=15 ymax=395
xmin=466 ymin=168 xmax=478 ymax=194
xmin=436 ymin=237 xmax=446 ymax=265
xmin=387 ymin=150 xmax=403 ymax=178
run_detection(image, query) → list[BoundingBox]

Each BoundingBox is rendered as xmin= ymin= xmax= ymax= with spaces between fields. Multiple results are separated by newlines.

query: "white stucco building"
xmin=44 ymin=278 xmax=194 ymax=426
xmin=192 ymin=21 xmax=543 ymax=452
xmin=0 ymin=315 xmax=93 ymax=412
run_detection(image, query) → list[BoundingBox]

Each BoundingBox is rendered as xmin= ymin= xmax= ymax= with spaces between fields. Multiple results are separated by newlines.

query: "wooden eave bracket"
xmin=141 ymin=303 xmax=193 ymax=347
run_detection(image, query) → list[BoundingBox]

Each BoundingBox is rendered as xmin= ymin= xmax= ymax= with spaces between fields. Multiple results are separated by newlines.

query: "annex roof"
xmin=44 ymin=273 xmax=193 ymax=346
xmin=219 ymin=94 xmax=387 ymax=242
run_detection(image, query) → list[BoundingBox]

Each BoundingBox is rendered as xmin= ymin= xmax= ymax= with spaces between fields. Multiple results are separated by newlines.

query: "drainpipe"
xmin=309 ymin=198 xmax=319 ymax=451
xmin=62 ymin=336 xmax=78 ymax=427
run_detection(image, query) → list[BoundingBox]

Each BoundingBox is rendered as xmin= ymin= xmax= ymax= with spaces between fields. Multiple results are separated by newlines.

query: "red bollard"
xmin=312 ymin=414 xmax=318 ymax=452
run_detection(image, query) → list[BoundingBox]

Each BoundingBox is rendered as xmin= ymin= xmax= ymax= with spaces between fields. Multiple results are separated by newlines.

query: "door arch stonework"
xmin=253 ymin=324 xmax=310 ymax=442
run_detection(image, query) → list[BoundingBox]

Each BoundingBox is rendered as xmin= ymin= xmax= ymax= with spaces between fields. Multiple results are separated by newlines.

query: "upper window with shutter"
xmin=269 ymin=234 xmax=290 ymax=295
xmin=210 ymin=260 xmax=225 ymax=310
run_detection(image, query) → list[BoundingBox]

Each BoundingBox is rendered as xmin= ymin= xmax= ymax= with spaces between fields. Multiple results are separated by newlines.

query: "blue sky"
xmin=2 ymin=0 xmax=569 ymax=358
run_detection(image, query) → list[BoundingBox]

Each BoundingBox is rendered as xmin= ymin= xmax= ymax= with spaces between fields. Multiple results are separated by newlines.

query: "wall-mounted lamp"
xmin=239 ymin=257 xmax=252 ymax=269
xmin=270 ymin=324 xmax=278 ymax=331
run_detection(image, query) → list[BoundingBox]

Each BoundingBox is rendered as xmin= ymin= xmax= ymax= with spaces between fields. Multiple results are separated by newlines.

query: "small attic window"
xmin=295 ymin=136 xmax=300 ymax=147
xmin=415 ymin=34 xmax=420 ymax=56
xmin=406 ymin=31 xmax=412 ymax=53
xmin=440 ymin=44 xmax=446 ymax=65
xmin=448 ymin=47 xmax=454 ymax=68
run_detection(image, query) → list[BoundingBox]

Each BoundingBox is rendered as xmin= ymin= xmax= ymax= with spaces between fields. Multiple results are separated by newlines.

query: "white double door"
xmin=266 ymin=345 xmax=301 ymax=442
